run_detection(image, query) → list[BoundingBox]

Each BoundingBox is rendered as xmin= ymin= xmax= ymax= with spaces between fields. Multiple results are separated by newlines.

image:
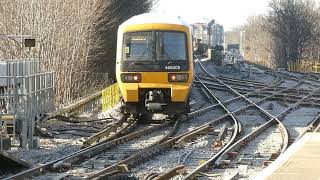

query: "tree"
xmin=266 ymin=0 xmax=318 ymax=69
xmin=89 ymin=0 xmax=156 ymax=79
xmin=243 ymin=15 xmax=274 ymax=68
xmin=0 ymin=0 xmax=157 ymax=104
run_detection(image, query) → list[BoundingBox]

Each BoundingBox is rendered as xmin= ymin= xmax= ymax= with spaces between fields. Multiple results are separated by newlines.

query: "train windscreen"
xmin=123 ymin=32 xmax=154 ymax=61
xmin=123 ymin=31 xmax=187 ymax=62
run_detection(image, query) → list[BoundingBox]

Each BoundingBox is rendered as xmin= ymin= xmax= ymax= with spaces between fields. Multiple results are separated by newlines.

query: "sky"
xmin=152 ymin=0 xmax=270 ymax=31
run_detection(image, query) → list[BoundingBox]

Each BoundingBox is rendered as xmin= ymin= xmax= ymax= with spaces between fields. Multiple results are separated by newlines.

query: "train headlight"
xmin=121 ymin=73 xmax=141 ymax=83
xmin=168 ymin=73 xmax=188 ymax=82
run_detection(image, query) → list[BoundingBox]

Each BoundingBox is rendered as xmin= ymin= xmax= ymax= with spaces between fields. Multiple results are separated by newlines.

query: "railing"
xmin=0 ymin=59 xmax=55 ymax=150
xmin=0 ymin=74 xmax=119 ymax=150
xmin=101 ymin=83 xmax=120 ymax=112
xmin=45 ymin=83 xmax=120 ymax=119
xmin=288 ymin=59 xmax=320 ymax=73
xmin=0 ymin=73 xmax=55 ymax=149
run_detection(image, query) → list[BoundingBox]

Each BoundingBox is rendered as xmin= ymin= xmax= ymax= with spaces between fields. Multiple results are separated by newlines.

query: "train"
xmin=116 ymin=13 xmax=194 ymax=117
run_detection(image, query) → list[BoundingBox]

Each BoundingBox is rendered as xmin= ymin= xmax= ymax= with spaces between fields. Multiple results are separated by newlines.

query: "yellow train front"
xmin=116 ymin=13 xmax=194 ymax=116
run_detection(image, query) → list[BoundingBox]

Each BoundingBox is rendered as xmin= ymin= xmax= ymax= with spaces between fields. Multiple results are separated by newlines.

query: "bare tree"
xmin=89 ymin=0 xmax=156 ymax=79
xmin=0 ymin=0 xmax=157 ymax=104
xmin=302 ymin=7 xmax=320 ymax=61
xmin=243 ymin=15 xmax=274 ymax=68
xmin=266 ymin=0 xmax=319 ymax=69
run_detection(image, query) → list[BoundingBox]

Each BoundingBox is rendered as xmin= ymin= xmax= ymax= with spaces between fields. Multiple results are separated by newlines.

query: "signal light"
xmin=168 ymin=73 xmax=188 ymax=82
xmin=121 ymin=73 xmax=141 ymax=83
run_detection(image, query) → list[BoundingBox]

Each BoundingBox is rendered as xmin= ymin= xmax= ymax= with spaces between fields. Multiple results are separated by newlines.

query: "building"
xmin=191 ymin=23 xmax=209 ymax=45
xmin=190 ymin=22 xmax=224 ymax=48
xmin=224 ymin=30 xmax=241 ymax=51
xmin=211 ymin=24 xmax=224 ymax=47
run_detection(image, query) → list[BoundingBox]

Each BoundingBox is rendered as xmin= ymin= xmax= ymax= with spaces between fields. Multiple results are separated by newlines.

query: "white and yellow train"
xmin=116 ymin=13 xmax=194 ymax=116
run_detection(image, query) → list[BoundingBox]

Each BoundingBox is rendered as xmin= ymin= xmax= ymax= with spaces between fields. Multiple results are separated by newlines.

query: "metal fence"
xmin=0 ymin=59 xmax=54 ymax=149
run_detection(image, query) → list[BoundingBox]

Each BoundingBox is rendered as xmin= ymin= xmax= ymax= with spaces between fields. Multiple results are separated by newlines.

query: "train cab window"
xmin=155 ymin=32 xmax=187 ymax=61
xmin=123 ymin=32 xmax=153 ymax=61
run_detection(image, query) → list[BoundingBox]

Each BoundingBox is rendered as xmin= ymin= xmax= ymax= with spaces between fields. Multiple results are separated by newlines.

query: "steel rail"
xmin=214 ymin=87 xmax=320 ymax=166
xmin=185 ymin=59 xmax=320 ymax=179
xmin=154 ymin=61 xmax=283 ymax=179
xmin=5 ymin=115 xmax=176 ymax=179
xmin=200 ymin=75 xmax=271 ymax=87
xmin=148 ymin=60 xmax=315 ymax=179
xmin=188 ymin=72 xmax=283 ymax=118
xmin=89 ymin=75 xmax=241 ymax=179
xmin=294 ymin=113 xmax=320 ymax=142
xmin=82 ymin=115 xmax=135 ymax=148
xmin=87 ymin=118 xmax=181 ymax=179
xmin=146 ymin=75 xmax=241 ymax=180
xmin=153 ymin=66 xmax=284 ymax=179
xmin=267 ymin=70 xmax=320 ymax=88
xmin=215 ymin=75 xmax=267 ymax=86
xmin=198 ymin=82 xmax=320 ymax=106
xmin=183 ymin=57 xmax=292 ymax=179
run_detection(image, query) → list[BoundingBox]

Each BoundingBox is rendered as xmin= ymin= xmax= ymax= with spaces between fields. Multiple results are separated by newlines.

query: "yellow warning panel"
xmin=101 ymin=83 xmax=120 ymax=112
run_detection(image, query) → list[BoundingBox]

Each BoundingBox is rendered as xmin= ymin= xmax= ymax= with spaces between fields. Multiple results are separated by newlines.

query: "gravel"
xmin=209 ymin=89 xmax=237 ymax=101
xmin=8 ymin=139 xmax=82 ymax=165
xmin=62 ymin=124 xmax=172 ymax=178
xmin=131 ymin=125 xmax=233 ymax=179
xmin=299 ymin=83 xmax=317 ymax=90
xmin=236 ymin=109 xmax=267 ymax=136
xmin=226 ymin=99 xmax=249 ymax=112
xmin=190 ymin=87 xmax=213 ymax=110
xmin=7 ymin=102 xmax=124 ymax=167
xmin=282 ymin=107 xmax=320 ymax=139
xmin=280 ymin=79 xmax=299 ymax=88
xmin=199 ymin=61 xmax=276 ymax=84
xmin=260 ymin=101 xmax=293 ymax=116
xmin=5 ymin=60 xmax=320 ymax=180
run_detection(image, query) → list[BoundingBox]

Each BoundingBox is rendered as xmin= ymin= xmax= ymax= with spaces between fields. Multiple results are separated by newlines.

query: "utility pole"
xmin=207 ymin=19 xmax=215 ymax=48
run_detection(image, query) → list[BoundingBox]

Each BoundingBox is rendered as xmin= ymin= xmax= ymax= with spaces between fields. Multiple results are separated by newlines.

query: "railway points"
xmin=1 ymin=12 xmax=320 ymax=180
xmin=3 ymin=56 xmax=320 ymax=179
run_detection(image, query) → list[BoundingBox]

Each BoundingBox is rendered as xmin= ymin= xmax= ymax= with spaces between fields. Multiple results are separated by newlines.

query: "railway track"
xmin=120 ymin=74 xmax=240 ymax=179
xmin=4 ymin=58 xmax=320 ymax=179
xmin=116 ymin=60 xmax=320 ymax=179
xmin=204 ymin=87 xmax=320 ymax=179
xmin=153 ymin=58 xmax=282 ymax=179
xmin=181 ymin=59 xmax=320 ymax=179
xmin=126 ymin=59 xmax=288 ymax=179
xmin=39 ymin=115 xmax=118 ymax=138
xmin=5 ymin=114 xmax=177 ymax=179
xmin=197 ymin=75 xmax=320 ymax=107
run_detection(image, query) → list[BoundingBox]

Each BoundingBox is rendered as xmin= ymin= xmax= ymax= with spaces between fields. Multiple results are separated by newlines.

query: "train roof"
xmin=119 ymin=13 xmax=189 ymax=28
